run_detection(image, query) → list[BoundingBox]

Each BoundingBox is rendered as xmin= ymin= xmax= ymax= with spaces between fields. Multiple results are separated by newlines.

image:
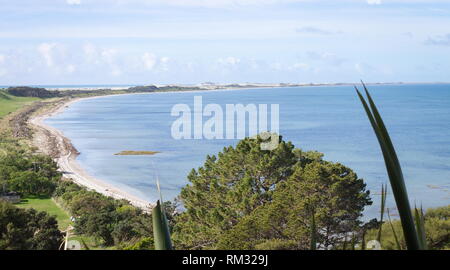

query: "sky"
xmin=0 ymin=0 xmax=450 ymax=85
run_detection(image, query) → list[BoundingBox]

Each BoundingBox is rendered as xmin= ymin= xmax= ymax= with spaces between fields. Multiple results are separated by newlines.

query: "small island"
xmin=114 ymin=150 xmax=160 ymax=156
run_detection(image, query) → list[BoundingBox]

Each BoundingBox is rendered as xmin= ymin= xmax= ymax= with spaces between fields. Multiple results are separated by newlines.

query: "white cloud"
xmin=83 ymin=43 xmax=96 ymax=55
xmin=271 ymin=62 xmax=283 ymax=70
xmin=0 ymin=54 xmax=6 ymax=77
xmin=66 ymin=64 xmax=76 ymax=74
xmin=37 ymin=43 xmax=57 ymax=67
xmin=367 ymin=0 xmax=382 ymax=4
xmin=142 ymin=53 xmax=157 ymax=70
xmin=296 ymin=26 xmax=331 ymax=35
xmin=425 ymin=33 xmax=450 ymax=46
xmin=100 ymin=49 xmax=122 ymax=76
xmin=160 ymin=57 xmax=170 ymax=71
xmin=67 ymin=0 xmax=81 ymax=5
xmin=82 ymin=44 xmax=123 ymax=76
xmin=83 ymin=43 xmax=100 ymax=64
xmin=136 ymin=0 xmax=309 ymax=8
xmin=111 ymin=67 xmax=122 ymax=76
xmin=306 ymin=51 xmax=346 ymax=66
xmin=101 ymin=48 xmax=118 ymax=63
xmin=161 ymin=57 xmax=170 ymax=63
xmin=355 ymin=62 xmax=376 ymax=74
xmin=142 ymin=53 xmax=170 ymax=71
xmin=218 ymin=56 xmax=241 ymax=66
xmin=291 ymin=63 xmax=310 ymax=71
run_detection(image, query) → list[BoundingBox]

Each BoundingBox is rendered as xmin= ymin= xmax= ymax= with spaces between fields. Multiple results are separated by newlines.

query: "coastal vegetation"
xmin=0 ymin=140 xmax=60 ymax=197
xmin=0 ymin=135 xmax=160 ymax=249
xmin=6 ymin=87 xmax=58 ymax=98
xmin=2 ymin=84 xmax=206 ymax=101
xmin=0 ymin=85 xmax=449 ymax=250
xmin=54 ymin=181 xmax=153 ymax=247
xmin=365 ymin=205 xmax=450 ymax=250
xmin=0 ymin=116 xmax=157 ymax=249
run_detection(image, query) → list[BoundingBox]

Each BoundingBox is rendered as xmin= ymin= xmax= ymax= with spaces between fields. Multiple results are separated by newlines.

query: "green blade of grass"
xmin=151 ymin=170 xmax=173 ymax=250
xmin=377 ymin=184 xmax=387 ymax=242
xmin=361 ymin=230 xmax=366 ymax=250
xmin=356 ymin=84 xmax=421 ymax=250
xmin=387 ymin=208 xmax=401 ymax=250
xmin=80 ymin=238 xmax=90 ymax=250
xmin=152 ymin=200 xmax=173 ymax=250
xmin=350 ymin=234 xmax=356 ymax=250
xmin=414 ymin=206 xmax=428 ymax=250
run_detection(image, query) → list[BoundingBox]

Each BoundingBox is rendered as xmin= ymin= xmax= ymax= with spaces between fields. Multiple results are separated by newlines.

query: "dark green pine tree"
xmin=173 ymin=135 xmax=297 ymax=249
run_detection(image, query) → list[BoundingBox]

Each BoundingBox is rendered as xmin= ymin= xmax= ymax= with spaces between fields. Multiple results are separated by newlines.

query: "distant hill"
xmin=127 ymin=85 xmax=159 ymax=92
xmin=6 ymin=86 xmax=59 ymax=98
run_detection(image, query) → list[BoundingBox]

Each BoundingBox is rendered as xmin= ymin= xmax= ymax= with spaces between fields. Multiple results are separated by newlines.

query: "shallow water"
xmin=45 ymin=84 xmax=450 ymax=217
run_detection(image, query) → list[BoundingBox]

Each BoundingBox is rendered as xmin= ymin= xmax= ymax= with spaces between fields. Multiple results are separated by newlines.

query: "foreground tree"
xmin=0 ymin=149 xmax=60 ymax=196
xmin=173 ymin=135 xmax=297 ymax=249
xmin=173 ymin=135 xmax=372 ymax=249
xmin=217 ymin=160 xmax=372 ymax=249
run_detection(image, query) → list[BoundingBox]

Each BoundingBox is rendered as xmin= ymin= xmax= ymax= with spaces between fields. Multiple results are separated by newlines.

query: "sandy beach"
xmin=28 ymin=96 xmax=154 ymax=211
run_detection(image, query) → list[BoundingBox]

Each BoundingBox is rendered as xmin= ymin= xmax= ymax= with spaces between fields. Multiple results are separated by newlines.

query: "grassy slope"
xmin=0 ymin=91 xmax=39 ymax=118
xmin=15 ymin=198 xmax=109 ymax=249
xmin=15 ymin=197 xmax=72 ymax=230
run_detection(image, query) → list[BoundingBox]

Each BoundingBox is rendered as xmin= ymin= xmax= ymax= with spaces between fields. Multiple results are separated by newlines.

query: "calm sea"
xmin=45 ymin=84 xmax=450 ymax=217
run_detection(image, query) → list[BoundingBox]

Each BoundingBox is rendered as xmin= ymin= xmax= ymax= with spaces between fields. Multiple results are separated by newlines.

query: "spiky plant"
xmin=377 ymin=183 xmax=387 ymax=242
xmin=414 ymin=206 xmax=428 ymax=250
xmin=387 ymin=208 xmax=402 ymax=250
xmin=355 ymin=83 xmax=423 ymax=250
xmin=152 ymin=200 xmax=173 ymax=250
xmin=152 ymin=177 xmax=173 ymax=250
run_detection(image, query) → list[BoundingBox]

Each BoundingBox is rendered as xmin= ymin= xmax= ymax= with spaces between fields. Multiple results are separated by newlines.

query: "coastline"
xmin=28 ymin=95 xmax=154 ymax=211
xmin=25 ymin=87 xmax=268 ymax=211
xmin=25 ymin=84 xmax=450 ymax=213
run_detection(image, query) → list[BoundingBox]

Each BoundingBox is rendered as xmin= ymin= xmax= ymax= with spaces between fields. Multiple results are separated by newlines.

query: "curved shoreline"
xmin=28 ymin=96 xmax=154 ymax=211
xmin=24 ymin=85 xmax=329 ymax=211
xmin=25 ymin=88 xmax=266 ymax=211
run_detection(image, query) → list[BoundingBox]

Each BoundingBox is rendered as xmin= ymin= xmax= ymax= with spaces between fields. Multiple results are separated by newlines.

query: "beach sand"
xmin=28 ymin=96 xmax=153 ymax=211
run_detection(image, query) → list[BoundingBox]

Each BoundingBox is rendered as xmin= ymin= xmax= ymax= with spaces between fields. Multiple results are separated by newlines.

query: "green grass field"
xmin=0 ymin=91 xmax=39 ymax=118
xmin=68 ymin=235 xmax=116 ymax=250
xmin=15 ymin=196 xmax=72 ymax=230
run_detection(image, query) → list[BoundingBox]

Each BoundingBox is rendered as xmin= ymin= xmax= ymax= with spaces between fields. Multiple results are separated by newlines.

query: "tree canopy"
xmin=0 ymin=148 xmax=60 ymax=197
xmin=173 ymin=135 xmax=372 ymax=249
xmin=217 ymin=160 xmax=371 ymax=249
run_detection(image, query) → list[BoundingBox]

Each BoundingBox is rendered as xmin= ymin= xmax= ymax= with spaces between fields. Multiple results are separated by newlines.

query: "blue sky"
xmin=0 ymin=0 xmax=450 ymax=85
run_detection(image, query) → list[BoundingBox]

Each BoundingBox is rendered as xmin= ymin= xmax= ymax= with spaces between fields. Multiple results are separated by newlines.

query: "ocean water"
xmin=45 ymin=84 xmax=450 ymax=217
